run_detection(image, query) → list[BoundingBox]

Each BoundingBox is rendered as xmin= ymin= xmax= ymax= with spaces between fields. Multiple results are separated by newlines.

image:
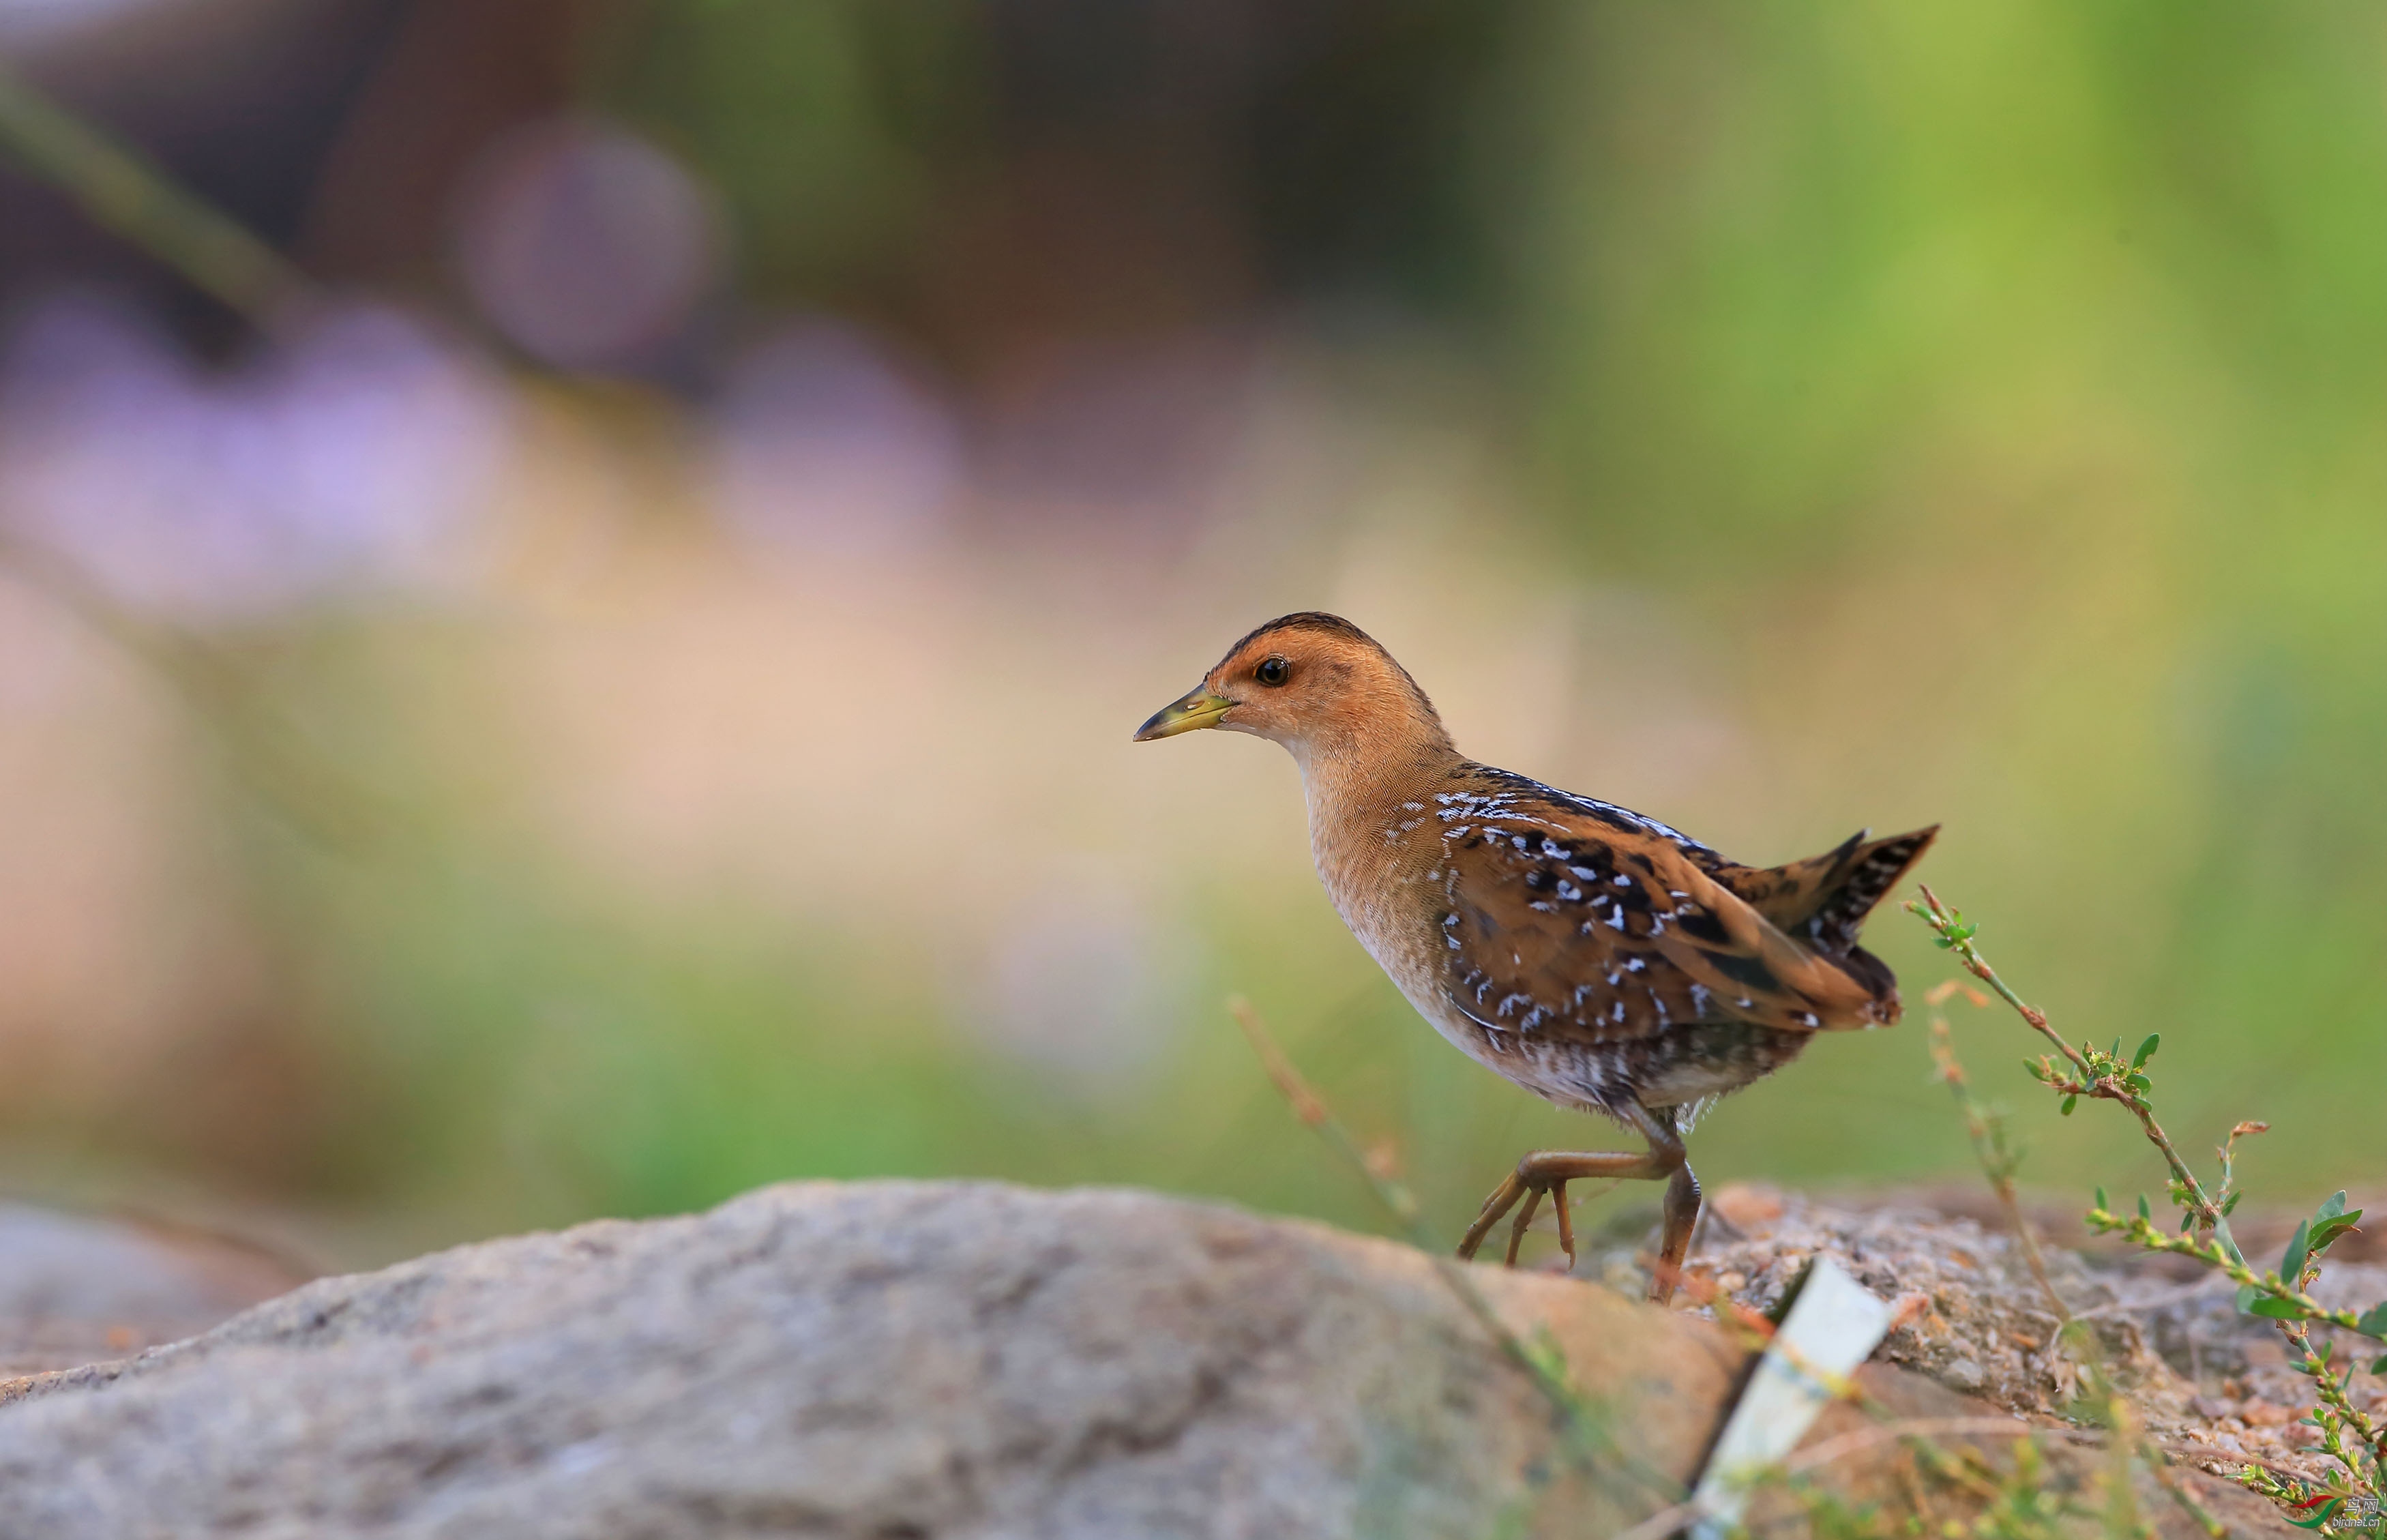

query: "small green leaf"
xmin=2371 ymin=1354 xmax=2387 ymax=1375
xmin=2131 ymin=1033 xmax=2160 ymax=1068
xmin=2094 ymin=1186 xmax=2109 ymax=1213
xmin=2247 ymin=1297 xmax=2306 ymax=1320
xmin=2315 ymin=1191 xmax=2348 ymax=1222
xmin=2309 ymin=1211 xmax=2362 ymax=1256
xmin=2124 ymin=1072 xmax=2151 ymax=1093
xmin=2023 ymin=1059 xmax=2045 ymax=1082
xmin=2281 ymin=1219 xmax=2311 ymax=1283
xmin=2236 ymin=1284 xmax=2261 ymax=1315
xmin=2137 ymin=1194 xmax=2150 ymax=1219
xmin=2223 ymin=1191 xmax=2242 ymax=1215
xmin=2061 ymin=1095 xmax=2078 ymax=1116
xmin=2355 ymin=1303 xmax=2387 ymax=1338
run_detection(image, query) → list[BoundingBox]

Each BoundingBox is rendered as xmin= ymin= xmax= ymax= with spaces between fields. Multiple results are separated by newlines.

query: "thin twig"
xmin=1929 ymin=1007 xmax=2071 ymax=1323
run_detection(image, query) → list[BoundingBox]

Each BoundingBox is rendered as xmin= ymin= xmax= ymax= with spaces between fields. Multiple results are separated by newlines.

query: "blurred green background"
xmin=0 ymin=0 xmax=2379 ymax=1266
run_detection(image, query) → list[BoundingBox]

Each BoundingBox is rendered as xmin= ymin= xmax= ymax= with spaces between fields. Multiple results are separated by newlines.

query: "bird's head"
xmin=1133 ymin=612 xmax=1453 ymax=765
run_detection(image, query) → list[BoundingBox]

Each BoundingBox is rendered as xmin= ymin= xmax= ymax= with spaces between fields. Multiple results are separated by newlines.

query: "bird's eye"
xmin=1256 ymin=656 xmax=1290 ymax=686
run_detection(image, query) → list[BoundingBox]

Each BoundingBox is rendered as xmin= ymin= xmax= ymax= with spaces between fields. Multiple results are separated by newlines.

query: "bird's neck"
xmin=1292 ymin=726 xmax=1464 ymax=855
xmin=1293 ymin=727 xmax=1462 ymax=971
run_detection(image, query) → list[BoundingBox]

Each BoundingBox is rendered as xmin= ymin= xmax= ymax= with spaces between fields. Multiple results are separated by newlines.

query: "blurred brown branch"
xmin=0 ymin=58 xmax=315 ymax=327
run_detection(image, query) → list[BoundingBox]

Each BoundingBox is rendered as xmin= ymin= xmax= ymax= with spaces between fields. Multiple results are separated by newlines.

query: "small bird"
xmin=1135 ymin=612 xmax=1936 ymax=1301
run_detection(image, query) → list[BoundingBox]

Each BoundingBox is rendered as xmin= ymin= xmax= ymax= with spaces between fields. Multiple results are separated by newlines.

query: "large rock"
xmin=0 ymin=1182 xmax=1735 ymax=1538
xmin=0 ymin=1181 xmax=2297 ymax=1538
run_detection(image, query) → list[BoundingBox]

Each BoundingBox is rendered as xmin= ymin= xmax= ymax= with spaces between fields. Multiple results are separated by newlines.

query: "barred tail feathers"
xmin=1806 ymin=825 xmax=1939 ymax=956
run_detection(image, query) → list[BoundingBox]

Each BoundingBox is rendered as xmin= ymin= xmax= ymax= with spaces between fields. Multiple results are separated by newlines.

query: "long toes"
xmin=1502 ymin=1187 xmax=1545 ymax=1268
xmin=1457 ymin=1175 xmax=1527 ymax=1260
xmin=1455 ymin=1206 xmax=1501 ymax=1261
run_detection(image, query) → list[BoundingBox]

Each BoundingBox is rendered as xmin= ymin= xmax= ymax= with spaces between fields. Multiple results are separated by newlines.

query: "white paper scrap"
xmin=1687 ymin=1256 xmax=1892 ymax=1540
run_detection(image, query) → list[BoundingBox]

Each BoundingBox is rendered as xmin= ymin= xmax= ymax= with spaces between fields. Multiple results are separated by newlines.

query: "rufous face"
xmin=1135 ymin=615 xmax=1437 ymax=761
xmin=1196 ymin=630 xmax=1381 ymax=746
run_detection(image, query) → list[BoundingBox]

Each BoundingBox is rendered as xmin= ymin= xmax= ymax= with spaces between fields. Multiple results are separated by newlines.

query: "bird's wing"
xmin=1429 ymin=775 xmax=1891 ymax=1041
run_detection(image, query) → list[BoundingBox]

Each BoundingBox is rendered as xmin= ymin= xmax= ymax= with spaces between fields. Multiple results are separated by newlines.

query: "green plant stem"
xmin=2085 ymin=1210 xmax=2379 ymax=1339
xmin=2091 ymin=1217 xmax=2384 ymax=1470
xmin=0 ymin=59 xmax=313 ymax=327
xmin=2282 ymin=1318 xmax=2387 ymax=1479
xmin=1910 ymin=886 xmax=2247 ymax=1269
xmin=1912 ymin=887 xmax=2387 ymax=1524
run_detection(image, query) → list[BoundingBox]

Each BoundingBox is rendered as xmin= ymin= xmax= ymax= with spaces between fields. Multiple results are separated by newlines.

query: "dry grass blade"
xmin=1610 ymin=1417 xmax=2094 ymax=1540
xmin=1927 ymin=1005 xmax=2071 ymax=1323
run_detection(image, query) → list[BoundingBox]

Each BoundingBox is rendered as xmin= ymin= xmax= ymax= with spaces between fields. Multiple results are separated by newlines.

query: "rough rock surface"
xmin=0 ymin=1181 xmax=2304 ymax=1537
xmin=0 ymin=1181 xmax=1742 ymax=1539
xmin=1598 ymin=1183 xmax=2387 ymax=1495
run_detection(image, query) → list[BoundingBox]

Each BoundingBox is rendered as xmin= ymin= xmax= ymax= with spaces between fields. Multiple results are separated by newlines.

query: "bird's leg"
xmin=1652 ymin=1161 xmax=1702 ymax=1304
xmin=1457 ymin=1149 xmax=1668 ymax=1267
xmin=1459 ymin=1107 xmax=1702 ymax=1303
xmin=1625 ymin=1105 xmax=1700 ymax=1305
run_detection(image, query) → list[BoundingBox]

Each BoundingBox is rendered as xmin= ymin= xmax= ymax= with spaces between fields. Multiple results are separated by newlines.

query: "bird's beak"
xmin=1133 ymin=685 xmax=1234 ymax=741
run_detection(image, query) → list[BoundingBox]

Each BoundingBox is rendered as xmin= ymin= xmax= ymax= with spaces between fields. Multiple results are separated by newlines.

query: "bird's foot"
xmin=1456 ymin=1149 xmax=1668 ymax=1270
